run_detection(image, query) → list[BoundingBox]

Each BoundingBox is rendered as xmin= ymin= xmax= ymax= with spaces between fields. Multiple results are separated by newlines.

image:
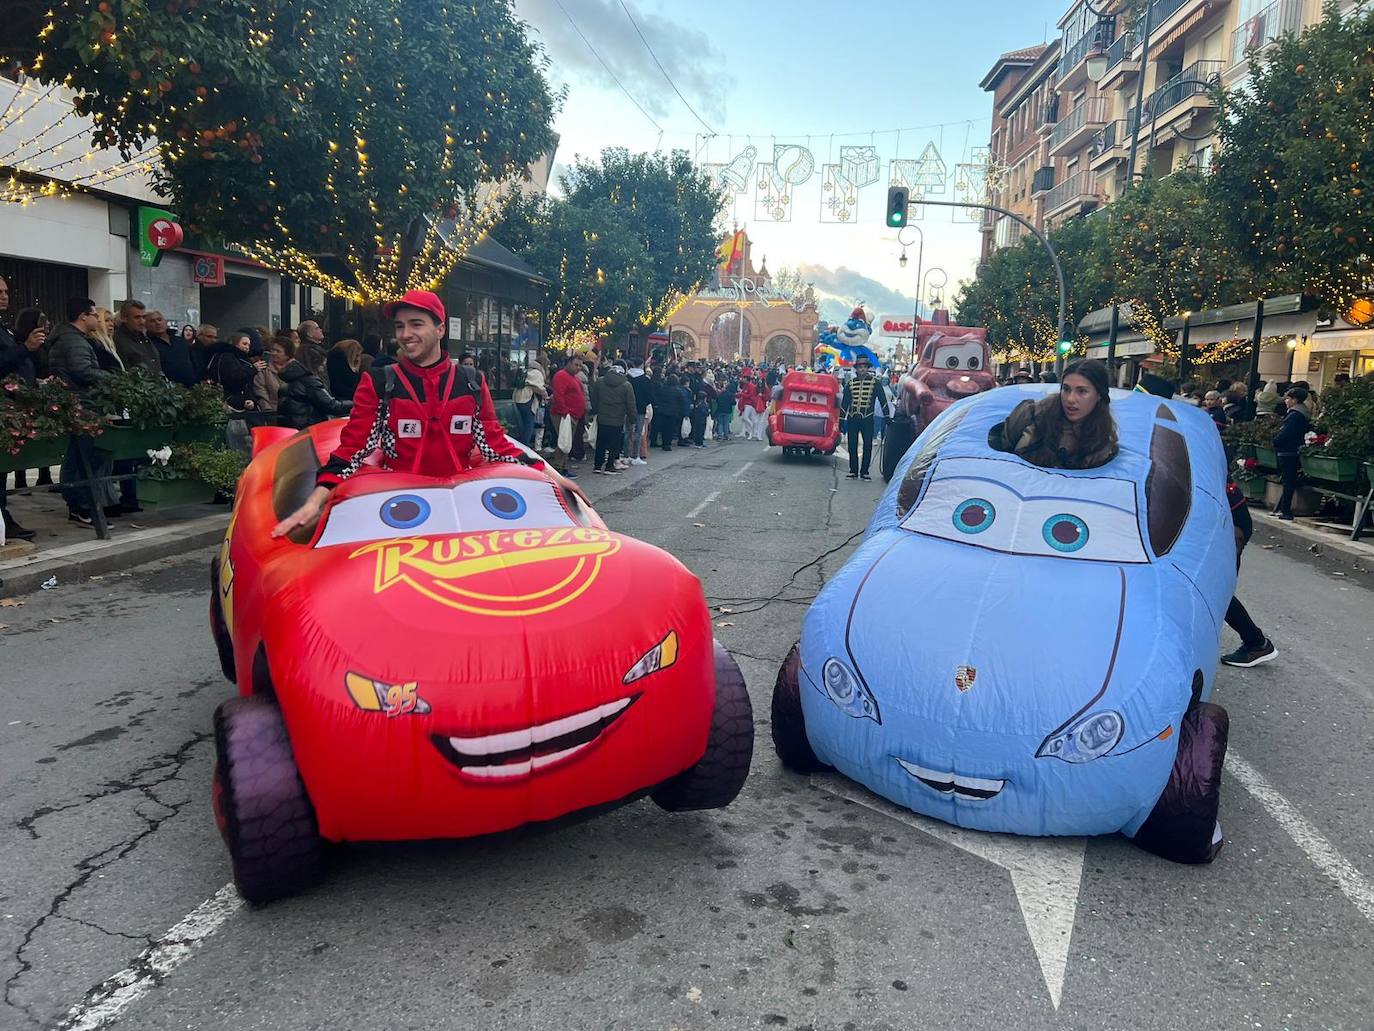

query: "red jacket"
xmin=318 ymin=356 xmax=538 ymax=488
xmin=737 ymin=380 xmax=766 ymax=414
xmin=550 ymin=368 xmax=587 ymax=421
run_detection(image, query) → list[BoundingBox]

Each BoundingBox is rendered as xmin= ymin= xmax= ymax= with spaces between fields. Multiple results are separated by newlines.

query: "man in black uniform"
xmin=842 ymin=355 xmax=888 ymax=481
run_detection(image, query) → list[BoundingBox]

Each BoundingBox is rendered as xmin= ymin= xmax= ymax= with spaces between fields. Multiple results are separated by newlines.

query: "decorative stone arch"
xmin=763 ymin=332 xmax=799 ymax=367
xmin=670 ymin=328 xmax=698 ymax=357
xmin=704 ymin=307 xmax=760 ymax=362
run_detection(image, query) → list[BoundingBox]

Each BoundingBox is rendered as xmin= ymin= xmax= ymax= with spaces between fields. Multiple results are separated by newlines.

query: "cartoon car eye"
xmin=818 ymin=658 xmax=881 ymax=724
xmin=1036 ymin=710 xmax=1124 ymax=763
xmin=452 ymin=480 xmax=579 ymax=532
xmin=967 ymin=355 xmax=981 ymax=370
xmin=1042 ymin=514 xmax=1089 ymax=553
xmin=315 ymin=488 xmax=461 ymax=548
xmin=481 ymin=486 xmax=527 ymax=520
xmin=952 ymin=498 xmax=996 ymax=535
xmin=789 ymin=391 xmax=808 ymax=403
xmin=809 ymin=393 xmax=827 ymax=404
xmin=944 ymin=355 xmax=959 ymax=369
xmin=380 ymin=494 xmax=433 ymax=530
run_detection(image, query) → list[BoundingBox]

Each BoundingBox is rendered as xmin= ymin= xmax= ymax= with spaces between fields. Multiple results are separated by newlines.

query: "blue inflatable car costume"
xmin=772 ymin=386 xmax=1237 ymax=863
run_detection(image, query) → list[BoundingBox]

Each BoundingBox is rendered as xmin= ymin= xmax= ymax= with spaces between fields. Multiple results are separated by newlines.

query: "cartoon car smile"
xmin=209 ymin=424 xmax=753 ymax=905
xmin=772 ymin=388 xmax=1236 ymax=864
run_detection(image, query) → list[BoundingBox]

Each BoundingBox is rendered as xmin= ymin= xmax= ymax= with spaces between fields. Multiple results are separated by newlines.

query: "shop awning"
xmin=1306 ymin=328 xmax=1374 ymax=353
xmin=1163 ymin=294 xmax=1317 ymax=347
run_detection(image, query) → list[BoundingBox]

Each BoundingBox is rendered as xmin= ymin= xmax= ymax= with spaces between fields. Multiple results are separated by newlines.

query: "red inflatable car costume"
xmin=209 ymin=423 xmax=753 ymax=904
xmin=766 ymin=370 xmax=841 ymax=457
xmin=880 ymin=315 xmax=998 ymax=481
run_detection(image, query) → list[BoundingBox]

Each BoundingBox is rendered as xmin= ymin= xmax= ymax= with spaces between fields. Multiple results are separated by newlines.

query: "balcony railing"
xmin=1140 ymin=60 xmax=1223 ymax=124
xmin=1231 ymin=0 xmax=1303 ymax=65
xmin=1058 ymin=17 xmax=1115 ymax=80
xmin=1031 ymin=166 xmax=1055 ymax=195
xmin=1039 ymin=96 xmax=1060 ymax=131
xmin=1104 ymin=30 xmax=1138 ymax=72
xmin=1048 ymin=96 xmax=1110 ymax=154
xmin=1090 ymin=120 xmax=1124 ymax=158
xmin=1045 ymin=170 xmax=1100 ymax=213
xmin=1144 ymin=0 xmax=1189 ymax=34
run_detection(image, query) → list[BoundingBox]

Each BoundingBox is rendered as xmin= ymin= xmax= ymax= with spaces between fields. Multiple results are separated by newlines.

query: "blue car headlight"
xmin=819 ymin=658 xmax=881 ymax=724
xmin=1036 ymin=710 xmax=1124 ymax=763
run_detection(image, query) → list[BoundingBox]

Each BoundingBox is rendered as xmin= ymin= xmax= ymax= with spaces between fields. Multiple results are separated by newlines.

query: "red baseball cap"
xmin=383 ymin=289 xmax=445 ymax=325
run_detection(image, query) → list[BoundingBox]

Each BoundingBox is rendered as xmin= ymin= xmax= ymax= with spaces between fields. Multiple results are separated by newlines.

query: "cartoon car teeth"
xmin=209 ymin=423 xmax=753 ymax=905
xmin=773 ymin=388 xmax=1237 ymax=865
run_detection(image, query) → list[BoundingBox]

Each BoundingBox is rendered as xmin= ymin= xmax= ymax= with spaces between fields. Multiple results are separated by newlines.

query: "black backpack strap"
xmin=458 ymin=363 xmax=482 ymax=400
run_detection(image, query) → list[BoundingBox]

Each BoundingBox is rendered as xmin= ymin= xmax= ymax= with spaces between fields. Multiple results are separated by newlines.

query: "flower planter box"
xmin=1236 ymin=444 xmax=1256 ymax=459
xmin=1253 ymin=445 xmax=1278 ymax=469
xmin=94 ymin=426 xmax=175 ymax=462
xmin=173 ymin=423 xmax=227 ymax=445
xmin=1301 ymin=454 xmax=1361 ymax=483
xmin=1263 ymin=476 xmax=1319 ymax=516
xmin=1238 ymin=476 xmax=1268 ymax=502
xmin=136 ymin=477 xmax=216 ymax=509
xmin=0 ymin=435 xmax=70 ymax=474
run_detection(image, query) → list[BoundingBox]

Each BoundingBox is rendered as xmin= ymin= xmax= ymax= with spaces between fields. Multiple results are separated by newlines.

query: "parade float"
xmin=766 ymin=370 xmax=842 ymax=458
xmin=814 ymin=307 xmax=883 ymax=371
xmin=880 ymin=314 xmax=997 ymax=481
xmin=209 ymin=424 xmax=754 ymax=904
xmin=772 ymin=387 xmax=1236 ymax=864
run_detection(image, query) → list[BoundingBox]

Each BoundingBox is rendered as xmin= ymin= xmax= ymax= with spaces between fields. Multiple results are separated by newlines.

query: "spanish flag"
xmin=716 ymin=231 xmax=745 ymax=276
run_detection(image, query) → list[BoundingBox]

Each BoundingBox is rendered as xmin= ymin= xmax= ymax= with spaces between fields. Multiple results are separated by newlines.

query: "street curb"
xmin=1247 ymin=507 xmax=1373 ymax=565
xmin=0 ymin=513 xmax=230 ymax=598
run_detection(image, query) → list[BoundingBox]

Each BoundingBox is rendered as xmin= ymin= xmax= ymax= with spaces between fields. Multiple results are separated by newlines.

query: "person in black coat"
xmin=1 ymin=287 xmax=45 ymax=539
xmin=652 ymin=374 xmax=687 ymax=451
xmin=204 ymin=333 xmax=262 ymax=411
xmin=1270 ymin=386 xmax=1311 ymax=520
xmin=278 ymin=348 xmax=352 ymax=429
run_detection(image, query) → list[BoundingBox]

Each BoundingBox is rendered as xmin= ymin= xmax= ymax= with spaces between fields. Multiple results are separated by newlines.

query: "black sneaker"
xmin=860 ymin=473 xmax=872 ymax=481
xmin=68 ymin=510 xmax=95 ymax=526
xmin=845 ymin=472 xmax=858 ymax=479
xmin=1221 ymin=639 xmax=1278 ymax=668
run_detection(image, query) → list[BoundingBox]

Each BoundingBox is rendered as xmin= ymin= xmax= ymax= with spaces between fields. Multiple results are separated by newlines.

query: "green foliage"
xmin=1223 ymin=413 xmax=1283 ymax=449
xmin=137 ymin=442 xmax=247 ymax=494
xmin=1213 ymin=4 xmax=1374 ymax=308
xmin=88 ymin=369 xmax=230 ymax=429
xmin=31 ymin=0 xmax=557 ymax=295
xmin=0 ymin=376 xmax=104 ymax=453
xmin=1314 ymin=376 xmax=1374 ymax=460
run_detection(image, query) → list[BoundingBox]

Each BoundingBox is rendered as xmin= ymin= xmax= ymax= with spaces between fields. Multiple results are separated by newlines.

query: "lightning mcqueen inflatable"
xmin=209 ymin=424 xmax=753 ymax=904
xmin=767 ymin=371 xmax=841 ymax=457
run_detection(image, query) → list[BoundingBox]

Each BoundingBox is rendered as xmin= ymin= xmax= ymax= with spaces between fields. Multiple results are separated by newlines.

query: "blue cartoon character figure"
xmin=771 ymin=386 xmax=1237 ymax=863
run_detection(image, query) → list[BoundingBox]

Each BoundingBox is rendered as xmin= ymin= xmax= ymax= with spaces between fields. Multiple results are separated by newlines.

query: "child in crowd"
xmin=690 ymin=391 xmax=710 ymax=449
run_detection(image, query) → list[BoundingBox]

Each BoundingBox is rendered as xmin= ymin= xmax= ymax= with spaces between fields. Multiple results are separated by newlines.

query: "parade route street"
xmin=2 ymin=441 xmax=1372 ymax=1031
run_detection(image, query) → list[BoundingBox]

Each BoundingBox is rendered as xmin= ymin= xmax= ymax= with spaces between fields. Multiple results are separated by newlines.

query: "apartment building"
xmin=978 ymin=42 xmax=1059 ymax=261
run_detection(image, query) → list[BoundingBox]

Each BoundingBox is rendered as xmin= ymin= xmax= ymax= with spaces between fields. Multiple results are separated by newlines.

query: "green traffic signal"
xmin=886 ymin=186 xmax=908 ymax=229
xmin=1057 ymin=340 xmax=1073 ymax=356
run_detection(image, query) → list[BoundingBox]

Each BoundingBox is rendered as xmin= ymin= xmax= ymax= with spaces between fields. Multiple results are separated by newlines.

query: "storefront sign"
xmin=191 ymin=254 xmax=225 ymax=287
xmin=136 ymin=206 xmax=183 ymax=268
xmin=873 ymin=315 xmax=917 ymax=339
xmin=448 ymin=317 xmax=462 ymax=340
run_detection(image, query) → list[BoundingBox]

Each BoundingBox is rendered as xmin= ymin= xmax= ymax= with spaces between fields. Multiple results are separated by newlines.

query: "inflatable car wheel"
xmin=213 ymin=695 xmax=322 ymax=905
xmin=208 ymin=557 xmax=235 ymax=683
xmin=880 ymin=415 xmax=917 ymax=482
xmin=651 ymin=640 xmax=754 ymax=811
xmin=1132 ymin=701 xmax=1229 ymax=864
xmin=770 ymin=642 xmax=830 ymax=773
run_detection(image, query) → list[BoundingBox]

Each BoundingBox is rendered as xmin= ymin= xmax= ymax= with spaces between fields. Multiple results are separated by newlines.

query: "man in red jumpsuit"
xmin=272 ymin=290 xmax=566 ymax=537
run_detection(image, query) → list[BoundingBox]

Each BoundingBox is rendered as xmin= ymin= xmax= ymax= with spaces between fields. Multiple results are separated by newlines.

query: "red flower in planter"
xmin=1242 ymin=458 xmax=1258 ymax=470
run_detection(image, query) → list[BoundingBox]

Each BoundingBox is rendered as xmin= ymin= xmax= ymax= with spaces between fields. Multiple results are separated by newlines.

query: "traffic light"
xmin=886 ymin=186 xmax=908 ymax=229
xmin=1057 ymin=339 xmax=1074 ymax=357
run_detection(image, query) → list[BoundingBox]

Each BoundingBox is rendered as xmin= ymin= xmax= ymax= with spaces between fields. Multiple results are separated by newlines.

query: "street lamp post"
xmin=915 ymin=198 xmax=1069 ymax=374
xmin=1083 ymin=0 xmax=1155 ymax=194
xmin=923 ymin=268 xmax=948 ymax=313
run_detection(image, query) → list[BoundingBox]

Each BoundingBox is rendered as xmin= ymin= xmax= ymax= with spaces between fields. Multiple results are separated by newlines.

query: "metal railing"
xmin=1031 ymin=165 xmax=1055 ymax=194
xmin=1048 ymin=97 xmax=1110 ymax=152
xmin=1141 ymin=60 xmax=1224 ymax=123
xmin=1058 ymin=17 xmax=1115 ymax=79
xmin=1045 ymin=170 xmax=1099 ymax=212
xmin=1145 ymin=0 xmax=1189 ymax=33
xmin=1231 ymin=0 xmax=1303 ymax=65
xmin=1090 ymin=120 xmax=1124 ymax=157
xmin=1104 ymin=30 xmax=1138 ymax=71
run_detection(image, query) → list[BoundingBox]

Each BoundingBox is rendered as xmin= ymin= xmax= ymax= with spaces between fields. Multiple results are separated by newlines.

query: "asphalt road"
xmin=2 ymin=438 xmax=1371 ymax=1031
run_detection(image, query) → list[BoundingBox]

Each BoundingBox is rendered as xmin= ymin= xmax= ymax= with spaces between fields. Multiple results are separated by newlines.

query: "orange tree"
xmin=27 ymin=0 xmax=557 ymax=301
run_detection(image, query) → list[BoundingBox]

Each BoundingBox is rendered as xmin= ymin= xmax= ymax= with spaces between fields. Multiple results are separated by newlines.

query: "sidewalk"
xmin=0 ymin=475 xmax=230 ymax=598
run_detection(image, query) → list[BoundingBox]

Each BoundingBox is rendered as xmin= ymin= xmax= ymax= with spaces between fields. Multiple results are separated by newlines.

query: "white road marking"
xmin=734 ymin=460 xmax=755 ymax=478
xmin=685 ymin=491 xmax=721 ymax=520
xmin=58 ymin=883 xmax=242 ymax=1031
xmin=1226 ymin=750 xmax=1374 ymax=923
xmin=812 ymin=775 xmax=1084 ymax=1010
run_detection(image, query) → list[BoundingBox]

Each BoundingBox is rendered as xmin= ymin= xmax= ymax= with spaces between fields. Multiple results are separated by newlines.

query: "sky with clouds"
xmin=512 ymin=0 xmax=1063 ymax=318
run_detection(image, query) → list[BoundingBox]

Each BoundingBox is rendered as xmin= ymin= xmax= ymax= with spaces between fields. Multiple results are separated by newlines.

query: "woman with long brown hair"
xmin=326 ymin=337 xmax=367 ymax=400
xmin=991 ymin=358 xmax=1118 ymax=469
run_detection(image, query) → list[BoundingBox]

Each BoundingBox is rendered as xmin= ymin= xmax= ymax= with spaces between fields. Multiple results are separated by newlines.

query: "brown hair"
xmin=331 ymin=337 xmax=363 ymax=373
xmin=270 ymin=334 xmax=296 ymax=358
xmin=1032 ymin=387 xmax=1119 ymax=468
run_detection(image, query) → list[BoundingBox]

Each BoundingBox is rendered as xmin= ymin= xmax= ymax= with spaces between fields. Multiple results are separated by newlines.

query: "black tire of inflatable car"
xmin=213 ymin=695 xmax=323 ymax=905
xmin=770 ymin=642 xmax=830 ymax=773
xmin=208 ymin=557 xmax=236 ymax=683
xmin=1132 ymin=701 xmax=1229 ymax=864
xmin=651 ymin=641 xmax=755 ymax=812
xmin=880 ymin=416 xmax=917 ymax=482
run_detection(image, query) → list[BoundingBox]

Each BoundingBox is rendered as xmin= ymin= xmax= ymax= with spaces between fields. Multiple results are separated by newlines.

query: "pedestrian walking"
xmin=549 ymin=354 xmax=587 ymax=476
xmin=627 ymin=359 xmax=653 ymax=465
xmin=1220 ymin=478 xmax=1278 ymax=667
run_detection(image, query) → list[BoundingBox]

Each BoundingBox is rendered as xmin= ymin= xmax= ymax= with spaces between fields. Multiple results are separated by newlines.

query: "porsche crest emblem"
xmin=954 ymin=666 xmax=977 ymax=692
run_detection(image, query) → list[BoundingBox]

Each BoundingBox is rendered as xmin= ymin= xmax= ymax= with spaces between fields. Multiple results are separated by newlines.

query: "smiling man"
xmin=273 ymin=290 xmax=548 ymax=537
